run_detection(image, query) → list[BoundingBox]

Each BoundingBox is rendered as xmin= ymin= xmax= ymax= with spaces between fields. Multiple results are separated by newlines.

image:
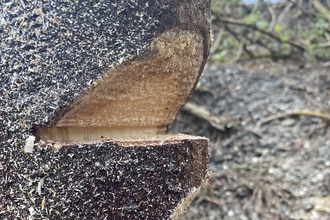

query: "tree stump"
xmin=0 ymin=0 xmax=211 ymax=219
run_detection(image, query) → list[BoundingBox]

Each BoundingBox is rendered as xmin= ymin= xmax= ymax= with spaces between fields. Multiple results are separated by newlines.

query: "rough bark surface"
xmin=0 ymin=0 xmax=211 ymax=219
xmin=1 ymin=135 xmax=209 ymax=219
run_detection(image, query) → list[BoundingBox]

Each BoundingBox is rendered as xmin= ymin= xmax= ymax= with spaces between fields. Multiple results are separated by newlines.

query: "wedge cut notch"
xmin=39 ymin=28 xmax=206 ymax=144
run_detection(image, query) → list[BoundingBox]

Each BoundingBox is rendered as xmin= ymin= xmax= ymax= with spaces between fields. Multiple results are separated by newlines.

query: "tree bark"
xmin=0 ymin=0 xmax=211 ymax=219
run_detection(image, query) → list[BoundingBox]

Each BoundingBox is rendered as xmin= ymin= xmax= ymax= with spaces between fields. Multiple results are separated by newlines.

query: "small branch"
xmin=244 ymin=52 xmax=291 ymax=60
xmin=231 ymin=38 xmax=245 ymax=63
xmin=213 ymin=15 xmax=306 ymax=52
xmin=277 ymin=2 xmax=294 ymax=28
xmin=182 ymin=102 xmax=225 ymax=131
xmin=195 ymin=86 xmax=219 ymax=96
xmin=210 ymin=25 xmax=225 ymax=54
xmin=222 ymin=24 xmax=241 ymax=43
xmin=242 ymin=44 xmax=255 ymax=59
xmin=267 ymin=6 xmax=277 ymax=31
xmin=289 ymin=0 xmax=315 ymax=21
xmin=313 ymin=0 xmax=330 ymax=22
xmin=244 ymin=127 xmax=263 ymax=138
xmin=325 ymin=33 xmax=330 ymax=42
xmin=262 ymin=111 xmax=330 ymax=124
xmin=195 ymin=195 xmax=225 ymax=207
xmin=250 ymin=0 xmax=261 ymax=15
xmin=316 ymin=41 xmax=330 ymax=49
xmin=230 ymin=164 xmax=258 ymax=171
xmin=240 ymin=30 xmax=278 ymax=56
xmin=222 ymin=24 xmax=256 ymax=58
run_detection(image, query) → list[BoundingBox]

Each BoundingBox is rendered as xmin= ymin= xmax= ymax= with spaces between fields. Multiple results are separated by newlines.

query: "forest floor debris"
xmin=169 ymin=59 xmax=330 ymax=220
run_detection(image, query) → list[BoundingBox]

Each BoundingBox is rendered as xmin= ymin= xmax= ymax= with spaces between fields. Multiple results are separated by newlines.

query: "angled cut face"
xmin=39 ymin=28 xmax=205 ymax=143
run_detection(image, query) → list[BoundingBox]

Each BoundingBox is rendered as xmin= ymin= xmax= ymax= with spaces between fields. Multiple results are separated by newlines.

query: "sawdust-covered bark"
xmin=0 ymin=0 xmax=211 ymax=219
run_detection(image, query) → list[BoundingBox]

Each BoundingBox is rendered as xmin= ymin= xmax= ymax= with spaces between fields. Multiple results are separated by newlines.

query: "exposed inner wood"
xmin=39 ymin=28 xmax=205 ymax=143
xmin=38 ymin=126 xmax=167 ymax=143
xmin=104 ymin=134 xmax=208 ymax=147
xmin=40 ymin=133 xmax=206 ymax=149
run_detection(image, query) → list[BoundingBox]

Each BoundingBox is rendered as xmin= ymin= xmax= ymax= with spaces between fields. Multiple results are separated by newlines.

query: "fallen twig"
xmin=195 ymin=85 xmax=219 ymax=96
xmin=262 ymin=110 xmax=330 ymax=124
xmin=317 ymin=41 xmax=330 ymax=49
xmin=195 ymin=195 xmax=225 ymax=207
xmin=244 ymin=127 xmax=263 ymax=138
xmin=182 ymin=102 xmax=225 ymax=131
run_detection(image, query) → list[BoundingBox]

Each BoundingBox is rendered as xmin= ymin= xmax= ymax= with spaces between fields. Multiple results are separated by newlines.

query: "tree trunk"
xmin=0 ymin=0 xmax=211 ymax=219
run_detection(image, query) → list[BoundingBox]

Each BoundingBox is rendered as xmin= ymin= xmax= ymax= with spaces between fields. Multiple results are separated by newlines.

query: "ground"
xmin=168 ymin=59 xmax=330 ymax=220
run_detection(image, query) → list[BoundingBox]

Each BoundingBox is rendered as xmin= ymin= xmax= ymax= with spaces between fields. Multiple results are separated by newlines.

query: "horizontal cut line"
xmin=38 ymin=126 xmax=166 ymax=144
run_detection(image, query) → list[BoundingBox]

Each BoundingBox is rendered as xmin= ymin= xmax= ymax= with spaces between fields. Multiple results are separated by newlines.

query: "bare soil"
xmin=168 ymin=59 xmax=330 ymax=220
